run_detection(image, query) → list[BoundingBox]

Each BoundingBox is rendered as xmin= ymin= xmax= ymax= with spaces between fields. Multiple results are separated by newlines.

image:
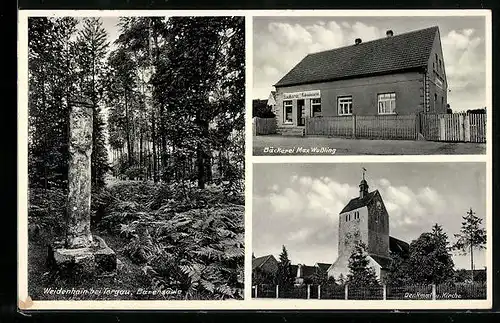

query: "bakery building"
xmin=273 ymin=26 xmax=448 ymax=131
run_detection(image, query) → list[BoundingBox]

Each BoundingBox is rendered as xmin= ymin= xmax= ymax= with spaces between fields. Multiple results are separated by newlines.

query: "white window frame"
xmin=283 ymin=100 xmax=293 ymax=124
xmin=377 ymin=93 xmax=396 ymax=115
xmin=310 ymin=98 xmax=322 ymax=117
xmin=337 ymin=96 xmax=352 ymax=116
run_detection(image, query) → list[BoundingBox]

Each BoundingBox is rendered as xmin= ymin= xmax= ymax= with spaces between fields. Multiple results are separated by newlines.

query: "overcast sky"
xmin=252 ymin=163 xmax=487 ymax=270
xmin=253 ymin=15 xmax=488 ymax=112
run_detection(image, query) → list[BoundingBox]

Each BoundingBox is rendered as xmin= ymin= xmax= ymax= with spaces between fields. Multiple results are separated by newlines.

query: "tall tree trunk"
xmin=152 ymin=111 xmax=158 ymax=183
xmin=125 ymin=90 xmax=132 ymax=167
xmin=139 ymin=128 xmax=143 ymax=169
xmin=471 ymin=242 xmax=474 ymax=284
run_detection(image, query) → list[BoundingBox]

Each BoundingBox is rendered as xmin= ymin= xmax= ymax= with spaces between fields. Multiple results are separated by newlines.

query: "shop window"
xmin=338 ymin=96 xmax=352 ymax=116
xmin=311 ymin=98 xmax=322 ymax=117
xmin=377 ymin=93 xmax=396 ymax=114
xmin=283 ymin=100 xmax=293 ymax=123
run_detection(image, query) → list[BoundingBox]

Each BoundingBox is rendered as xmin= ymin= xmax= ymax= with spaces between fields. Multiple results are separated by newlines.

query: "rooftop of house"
xmin=389 ymin=236 xmax=410 ymax=255
xmin=274 ymin=26 xmax=439 ymax=87
xmin=316 ymin=262 xmax=332 ymax=273
xmin=340 ymin=190 xmax=379 ymax=213
xmin=252 ymin=254 xmax=276 ymax=270
xmin=295 ymin=264 xmax=316 ymax=278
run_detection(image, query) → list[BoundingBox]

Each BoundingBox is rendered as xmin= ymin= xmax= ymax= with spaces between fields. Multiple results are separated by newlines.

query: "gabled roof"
xmin=252 ymin=255 xmax=276 ymax=270
xmin=316 ymin=263 xmax=332 ymax=273
xmin=275 ymin=26 xmax=438 ymax=87
xmin=389 ymin=236 xmax=410 ymax=255
xmin=340 ymin=190 xmax=378 ymax=213
xmin=298 ymin=265 xmax=316 ymax=278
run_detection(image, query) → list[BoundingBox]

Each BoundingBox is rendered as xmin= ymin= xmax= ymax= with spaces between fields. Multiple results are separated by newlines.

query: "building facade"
xmin=327 ymin=175 xmax=409 ymax=282
xmin=273 ymin=27 xmax=448 ymax=131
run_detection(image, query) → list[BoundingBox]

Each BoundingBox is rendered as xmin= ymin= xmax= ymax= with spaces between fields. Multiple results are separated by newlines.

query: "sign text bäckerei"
xmin=283 ymin=90 xmax=321 ymax=100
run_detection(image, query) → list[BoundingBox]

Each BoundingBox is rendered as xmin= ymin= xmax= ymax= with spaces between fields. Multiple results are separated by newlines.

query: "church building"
xmin=327 ymin=172 xmax=409 ymax=282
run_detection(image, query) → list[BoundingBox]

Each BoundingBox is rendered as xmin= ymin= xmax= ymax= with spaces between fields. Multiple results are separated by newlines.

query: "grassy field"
xmin=253 ymin=135 xmax=486 ymax=155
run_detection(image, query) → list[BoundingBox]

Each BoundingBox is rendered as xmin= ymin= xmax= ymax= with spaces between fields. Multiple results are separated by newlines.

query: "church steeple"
xmin=359 ymin=167 xmax=369 ymax=198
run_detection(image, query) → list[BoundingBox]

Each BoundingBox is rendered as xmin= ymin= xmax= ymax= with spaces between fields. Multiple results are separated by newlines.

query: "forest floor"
xmin=27 ymin=179 xmax=244 ymax=301
xmin=28 ymin=229 xmax=157 ymax=300
xmin=253 ymin=135 xmax=486 ymax=155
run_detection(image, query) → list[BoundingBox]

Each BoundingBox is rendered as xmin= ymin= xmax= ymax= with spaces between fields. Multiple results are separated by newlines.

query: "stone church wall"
xmin=367 ymin=193 xmax=390 ymax=258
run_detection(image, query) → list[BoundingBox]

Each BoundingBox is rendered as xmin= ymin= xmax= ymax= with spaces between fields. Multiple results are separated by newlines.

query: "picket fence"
xmin=305 ymin=115 xmax=417 ymax=140
xmin=253 ymin=117 xmax=277 ymax=135
xmin=421 ymin=113 xmax=486 ymax=143
xmin=252 ymin=283 xmax=486 ymax=300
xmin=254 ymin=113 xmax=486 ymax=143
xmin=303 ymin=113 xmax=486 ymax=143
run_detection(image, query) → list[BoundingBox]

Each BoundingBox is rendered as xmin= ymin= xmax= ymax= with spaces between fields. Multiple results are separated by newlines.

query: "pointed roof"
xmin=340 ymin=190 xmax=379 ymax=213
xmin=297 ymin=264 xmax=316 ymax=278
xmin=252 ymin=255 xmax=276 ymax=270
xmin=316 ymin=263 xmax=332 ymax=273
xmin=389 ymin=236 xmax=410 ymax=255
xmin=275 ymin=26 xmax=439 ymax=87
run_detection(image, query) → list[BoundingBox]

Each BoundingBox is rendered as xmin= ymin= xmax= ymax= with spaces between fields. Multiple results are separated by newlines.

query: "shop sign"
xmin=283 ymin=90 xmax=321 ymax=100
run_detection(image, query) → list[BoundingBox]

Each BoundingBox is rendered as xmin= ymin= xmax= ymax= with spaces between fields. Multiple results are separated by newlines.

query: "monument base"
xmin=48 ymin=235 xmax=117 ymax=277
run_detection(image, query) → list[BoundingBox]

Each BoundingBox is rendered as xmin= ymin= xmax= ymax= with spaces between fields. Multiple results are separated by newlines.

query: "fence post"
xmin=305 ymin=117 xmax=308 ymax=136
xmin=254 ymin=285 xmax=258 ymax=298
xmin=352 ymin=115 xmax=356 ymax=139
xmin=459 ymin=113 xmax=465 ymax=141
xmin=432 ymin=284 xmax=436 ymax=300
xmin=383 ymin=284 xmax=387 ymax=300
xmin=307 ymin=284 xmax=311 ymax=299
xmin=318 ymin=285 xmax=321 ymax=300
xmin=345 ymin=284 xmax=349 ymax=300
xmin=464 ymin=114 xmax=471 ymax=142
xmin=276 ymin=285 xmax=279 ymax=299
xmin=415 ymin=113 xmax=421 ymax=138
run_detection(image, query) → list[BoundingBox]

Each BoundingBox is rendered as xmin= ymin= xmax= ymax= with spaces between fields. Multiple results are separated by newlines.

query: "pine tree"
xmin=275 ymin=245 xmax=294 ymax=289
xmin=28 ymin=17 xmax=78 ymax=189
xmin=452 ymin=208 xmax=487 ymax=284
xmin=347 ymin=241 xmax=380 ymax=288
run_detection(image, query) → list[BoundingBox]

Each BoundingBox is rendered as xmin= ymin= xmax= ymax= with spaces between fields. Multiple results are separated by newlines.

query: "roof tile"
xmin=275 ymin=26 xmax=438 ymax=87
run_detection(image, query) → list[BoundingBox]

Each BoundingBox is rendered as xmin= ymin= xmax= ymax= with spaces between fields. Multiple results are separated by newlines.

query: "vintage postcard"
xmin=18 ymin=9 xmax=491 ymax=311
xmin=18 ymin=11 xmax=246 ymax=309
xmin=252 ymin=162 xmax=491 ymax=308
xmin=252 ymin=14 xmax=490 ymax=156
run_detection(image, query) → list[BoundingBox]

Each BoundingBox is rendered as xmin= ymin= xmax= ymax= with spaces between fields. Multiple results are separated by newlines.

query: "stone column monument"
xmin=49 ymin=99 xmax=116 ymax=276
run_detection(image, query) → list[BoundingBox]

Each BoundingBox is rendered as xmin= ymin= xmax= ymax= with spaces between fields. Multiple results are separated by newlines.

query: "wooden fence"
xmin=420 ymin=113 xmax=486 ymax=143
xmin=252 ymin=283 xmax=486 ymax=300
xmin=355 ymin=115 xmax=417 ymax=140
xmin=304 ymin=113 xmax=486 ymax=143
xmin=305 ymin=116 xmax=352 ymax=137
xmin=305 ymin=115 xmax=417 ymax=140
xmin=253 ymin=117 xmax=277 ymax=135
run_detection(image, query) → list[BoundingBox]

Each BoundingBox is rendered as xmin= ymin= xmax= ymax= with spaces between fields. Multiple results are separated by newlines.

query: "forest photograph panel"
xmin=27 ymin=16 xmax=245 ymax=300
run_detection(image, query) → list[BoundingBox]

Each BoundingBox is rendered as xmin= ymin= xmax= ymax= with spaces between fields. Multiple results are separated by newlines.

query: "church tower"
xmin=327 ymin=169 xmax=391 ymax=281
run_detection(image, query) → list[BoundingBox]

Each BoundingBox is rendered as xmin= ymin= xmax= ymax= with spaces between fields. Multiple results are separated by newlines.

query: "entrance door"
xmin=297 ymin=99 xmax=305 ymax=126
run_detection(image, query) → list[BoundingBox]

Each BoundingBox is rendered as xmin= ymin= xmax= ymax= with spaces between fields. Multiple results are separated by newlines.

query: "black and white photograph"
xmin=252 ymin=15 xmax=489 ymax=155
xmin=23 ymin=15 xmax=245 ymax=301
xmin=252 ymin=163 xmax=489 ymax=301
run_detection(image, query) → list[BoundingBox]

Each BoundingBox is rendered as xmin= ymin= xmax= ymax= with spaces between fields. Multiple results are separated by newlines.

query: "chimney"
xmin=386 ymin=30 xmax=394 ymax=37
xmin=355 ymin=38 xmax=362 ymax=45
